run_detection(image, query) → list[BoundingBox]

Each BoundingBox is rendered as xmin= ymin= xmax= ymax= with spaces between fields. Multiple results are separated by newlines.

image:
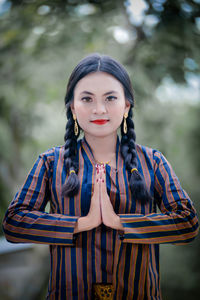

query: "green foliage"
xmin=125 ymin=0 xmax=200 ymax=100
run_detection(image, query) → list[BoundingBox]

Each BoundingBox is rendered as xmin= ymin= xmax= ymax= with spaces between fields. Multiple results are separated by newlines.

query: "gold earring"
xmin=123 ymin=112 xmax=128 ymax=134
xmin=73 ymin=114 xmax=79 ymax=136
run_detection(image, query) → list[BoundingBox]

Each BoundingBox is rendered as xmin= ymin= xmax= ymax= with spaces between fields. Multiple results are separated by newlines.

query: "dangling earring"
xmin=73 ymin=114 xmax=79 ymax=136
xmin=123 ymin=112 xmax=128 ymax=134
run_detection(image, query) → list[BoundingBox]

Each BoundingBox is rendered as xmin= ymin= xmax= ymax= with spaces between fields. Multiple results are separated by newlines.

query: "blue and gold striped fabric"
xmin=3 ymin=137 xmax=198 ymax=299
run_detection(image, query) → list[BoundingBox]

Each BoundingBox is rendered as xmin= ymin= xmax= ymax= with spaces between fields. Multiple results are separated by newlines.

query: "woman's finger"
xmin=99 ymin=165 xmax=107 ymax=194
xmin=93 ymin=165 xmax=101 ymax=195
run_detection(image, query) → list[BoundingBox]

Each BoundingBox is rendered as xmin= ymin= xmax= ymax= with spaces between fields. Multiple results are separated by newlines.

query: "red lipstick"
xmin=91 ymin=119 xmax=109 ymax=125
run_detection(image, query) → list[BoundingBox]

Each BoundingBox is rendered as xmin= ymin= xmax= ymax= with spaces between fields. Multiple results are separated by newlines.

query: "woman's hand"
xmin=87 ymin=167 xmax=102 ymax=228
xmin=74 ymin=164 xmax=123 ymax=234
xmin=74 ymin=167 xmax=102 ymax=233
xmin=99 ymin=164 xmax=124 ymax=230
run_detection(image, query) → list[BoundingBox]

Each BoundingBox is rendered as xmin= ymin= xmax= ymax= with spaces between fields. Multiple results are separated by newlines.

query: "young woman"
xmin=3 ymin=53 xmax=199 ymax=300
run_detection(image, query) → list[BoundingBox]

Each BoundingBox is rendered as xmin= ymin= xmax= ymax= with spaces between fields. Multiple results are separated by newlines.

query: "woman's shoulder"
xmin=135 ymin=143 xmax=165 ymax=165
xmin=38 ymin=145 xmax=65 ymax=166
xmin=38 ymin=139 xmax=82 ymax=162
xmin=136 ymin=143 xmax=157 ymax=156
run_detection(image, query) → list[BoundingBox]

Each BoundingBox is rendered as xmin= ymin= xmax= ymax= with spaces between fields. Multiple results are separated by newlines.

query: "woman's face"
xmin=71 ymin=71 xmax=130 ymax=139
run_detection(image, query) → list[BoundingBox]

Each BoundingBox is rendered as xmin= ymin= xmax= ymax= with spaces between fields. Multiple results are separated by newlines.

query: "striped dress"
xmin=3 ymin=137 xmax=199 ymax=300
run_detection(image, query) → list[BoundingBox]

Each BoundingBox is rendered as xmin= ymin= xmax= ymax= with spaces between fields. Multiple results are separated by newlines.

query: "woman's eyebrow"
xmin=80 ymin=91 xmax=94 ymax=95
xmin=80 ymin=90 xmax=118 ymax=95
xmin=103 ymin=91 xmax=118 ymax=96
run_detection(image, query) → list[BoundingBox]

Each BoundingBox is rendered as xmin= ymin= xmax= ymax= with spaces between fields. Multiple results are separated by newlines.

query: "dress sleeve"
xmin=118 ymin=150 xmax=199 ymax=244
xmin=2 ymin=149 xmax=78 ymax=246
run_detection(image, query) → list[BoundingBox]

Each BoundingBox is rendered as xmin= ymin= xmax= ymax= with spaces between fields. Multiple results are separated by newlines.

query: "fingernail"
xmin=102 ymin=179 xmax=104 ymax=183
xmin=97 ymin=179 xmax=99 ymax=182
xmin=97 ymin=170 xmax=99 ymax=174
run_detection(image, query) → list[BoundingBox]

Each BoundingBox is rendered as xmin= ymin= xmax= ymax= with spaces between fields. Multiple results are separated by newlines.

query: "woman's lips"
xmin=91 ymin=119 xmax=109 ymax=125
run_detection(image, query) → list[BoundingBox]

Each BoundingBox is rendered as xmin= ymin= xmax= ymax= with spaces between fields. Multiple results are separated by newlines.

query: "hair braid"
xmin=62 ymin=109 xmax=80 ymax=197
xmin=121 ymin=110 xmax=151 ymax=203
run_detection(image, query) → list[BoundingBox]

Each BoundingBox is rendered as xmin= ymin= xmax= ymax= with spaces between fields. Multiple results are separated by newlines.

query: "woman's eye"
xmin=81 ymin=97 xmax=92 ymax=102
xmin=106 ymin=96 xmax=117 ymax=101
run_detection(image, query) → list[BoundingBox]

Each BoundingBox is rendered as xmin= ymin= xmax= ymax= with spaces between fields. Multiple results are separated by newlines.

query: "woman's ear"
xmin=124 ymin=100 xmax=131 ymax=114
xmin=70 ymin=102 xmax=75 ymax=114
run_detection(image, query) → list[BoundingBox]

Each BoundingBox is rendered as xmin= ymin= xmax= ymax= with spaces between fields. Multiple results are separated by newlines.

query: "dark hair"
xmin=62 ymin=53 xmax=151 ymax=203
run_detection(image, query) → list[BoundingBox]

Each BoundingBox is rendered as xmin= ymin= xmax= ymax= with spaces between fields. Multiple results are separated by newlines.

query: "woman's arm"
xmin=118 ymin=151 xmax=199 ymax=244
xmin=3 ymin=150 xmax=79 ymax=246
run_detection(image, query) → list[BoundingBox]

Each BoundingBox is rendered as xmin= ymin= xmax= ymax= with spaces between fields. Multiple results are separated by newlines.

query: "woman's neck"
xmin=84 ymin=133 xmax=117 ymax=167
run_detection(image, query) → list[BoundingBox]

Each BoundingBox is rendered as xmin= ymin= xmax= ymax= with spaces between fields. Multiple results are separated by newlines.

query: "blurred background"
xmin=0 ymin=0 xmax=199 ymax=299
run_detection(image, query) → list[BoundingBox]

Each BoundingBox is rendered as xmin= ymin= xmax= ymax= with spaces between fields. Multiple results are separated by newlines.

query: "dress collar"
xmin=81 ymin=135 xmax=121 ymax=171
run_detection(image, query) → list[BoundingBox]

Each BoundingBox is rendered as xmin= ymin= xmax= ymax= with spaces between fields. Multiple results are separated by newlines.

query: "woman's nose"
xmin=93 ymin=101 xmax=107 ymax=114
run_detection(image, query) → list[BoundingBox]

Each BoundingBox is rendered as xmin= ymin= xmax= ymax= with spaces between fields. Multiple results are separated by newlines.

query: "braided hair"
xmin=121 ymin=110 xmax=151 ymax=203
xmin=62 ymin=53 xmax=151 ymax=203
xmin=61 ymin=108 xmax=80 ymax=197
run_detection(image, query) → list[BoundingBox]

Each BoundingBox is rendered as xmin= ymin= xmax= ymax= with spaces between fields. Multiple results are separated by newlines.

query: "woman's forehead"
xmin=74 ymin=71 xmax=124 ymax=94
